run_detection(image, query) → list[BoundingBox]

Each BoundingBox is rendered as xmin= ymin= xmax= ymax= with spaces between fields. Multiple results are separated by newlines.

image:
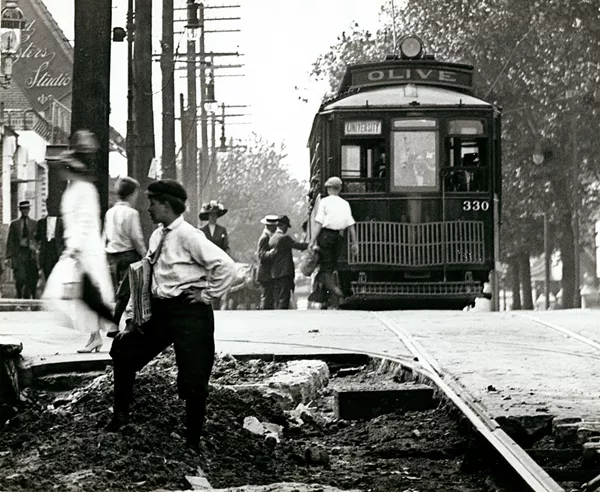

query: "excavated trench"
xmin=0 ymin=350 xmax=551 ymax=492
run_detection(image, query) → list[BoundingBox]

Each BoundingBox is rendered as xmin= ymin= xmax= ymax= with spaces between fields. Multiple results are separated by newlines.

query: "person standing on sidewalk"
xmin=107 ymin=179 xmax=236 ymax=453
xmin=308 ymin=176 xmax=359 ymax=307
xmin=5 ymin=201 xmax=39 ymax=299
xmin=104 ymin=177 xmax=147 ymax=333
xmin=199 ymin=200 xmax=231 ymax=310
xmin=267 ymin=215 xmax=307 ymax=309
xmin=255 ymin=215 xmax=279 ymax=310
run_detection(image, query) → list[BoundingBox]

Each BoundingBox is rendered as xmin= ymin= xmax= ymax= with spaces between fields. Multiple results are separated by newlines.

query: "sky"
xmin=41 ymin=0 xmax=389 ymax=181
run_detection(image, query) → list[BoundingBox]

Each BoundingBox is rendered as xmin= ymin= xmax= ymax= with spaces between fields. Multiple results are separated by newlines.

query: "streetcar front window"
xmin=445 ymin=119 xmax=488 ymax=193
xmin=341 ymin=142 xmax=386 ymax=193
xmin=391 ymin=119 xmax=438 ymax=192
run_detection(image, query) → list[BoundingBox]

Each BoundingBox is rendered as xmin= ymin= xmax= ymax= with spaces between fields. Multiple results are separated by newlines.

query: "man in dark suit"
xmin=5 ymin=201 xmax=39 ymax=298
xmin=266 ymin=215 xmax=307 ymax=309
xmin=34 ymin=208 xmax=64 ymax=281
xmin=256 ymin=215 xmax=279 ymax=309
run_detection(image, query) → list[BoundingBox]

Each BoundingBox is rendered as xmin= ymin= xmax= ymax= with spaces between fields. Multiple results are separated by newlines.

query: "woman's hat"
xmin=260 ymin=214 xmax=279 ymax=225
xmin=199 ymin=200 xmax=228 ymax=220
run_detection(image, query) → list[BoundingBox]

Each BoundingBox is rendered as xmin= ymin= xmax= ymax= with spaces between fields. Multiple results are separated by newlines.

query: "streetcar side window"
xmin=445 ymin=120 xmax=488 ymax=193
xmin=391 ymin=119 xmax=439 ymax=192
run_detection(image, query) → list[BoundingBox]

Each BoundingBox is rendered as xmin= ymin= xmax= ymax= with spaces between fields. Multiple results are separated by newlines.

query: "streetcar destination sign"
xmin=344 ymin=120 xmax=382 ymax=135
xmin=343 ymin=61 xmax=474 ymax=94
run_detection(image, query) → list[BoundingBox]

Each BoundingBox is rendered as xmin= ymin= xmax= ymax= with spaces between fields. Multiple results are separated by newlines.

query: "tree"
xmin=310 ymin=0 xmax=600 ymax=308
xmin=214 ymin=133 xmax=308 ymax=263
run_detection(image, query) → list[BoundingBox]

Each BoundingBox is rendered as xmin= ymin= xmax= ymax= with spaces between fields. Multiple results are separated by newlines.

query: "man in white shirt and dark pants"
xmin=309 ymin=176 xmax=359 ymax=307
xmin=107 ymin=179 xmax=236 ymax=453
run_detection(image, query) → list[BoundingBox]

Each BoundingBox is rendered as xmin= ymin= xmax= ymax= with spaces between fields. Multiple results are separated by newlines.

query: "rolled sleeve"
xmin=187 ymin=231 xmax=236 ymax=300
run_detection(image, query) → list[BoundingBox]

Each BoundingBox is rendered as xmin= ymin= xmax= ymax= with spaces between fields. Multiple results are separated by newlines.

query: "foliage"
xmin=214 ymin=133 xmax=308 ymax=263
xmin=309 ymin=0 xmax=600 ymax=306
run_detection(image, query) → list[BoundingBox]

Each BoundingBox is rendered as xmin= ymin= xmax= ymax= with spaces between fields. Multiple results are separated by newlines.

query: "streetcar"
xmin=306 ymin=35 xmax=501 ymax=309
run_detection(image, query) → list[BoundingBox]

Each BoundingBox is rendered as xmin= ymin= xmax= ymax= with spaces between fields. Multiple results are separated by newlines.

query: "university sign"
xmin=344 ymin=61 xmax=474 ymax=94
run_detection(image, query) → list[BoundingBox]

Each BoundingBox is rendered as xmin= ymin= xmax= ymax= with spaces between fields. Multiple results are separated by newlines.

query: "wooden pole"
xmin=71 ymin=0 xmax=112 ymax=217
xmin=198 ymin=3 xmax=208 ymax=207
xmin=133 ymin=0 xmax=155 ymax=240
xmin=126 ymin=0 xmax=136 ymax=176
xmin=186 ymin=38 xmax=199 ymax=225
xmin=161 ymin=0 xmax=176 ymax=178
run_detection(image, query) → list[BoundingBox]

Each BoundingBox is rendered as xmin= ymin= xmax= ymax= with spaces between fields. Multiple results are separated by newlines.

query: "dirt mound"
xmin=0 ymin=351 xmax=492 ymax=491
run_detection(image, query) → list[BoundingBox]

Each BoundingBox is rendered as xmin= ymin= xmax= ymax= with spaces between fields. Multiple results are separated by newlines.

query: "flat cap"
xmin=147 ymin=179 xmax=187 ymax=202
xmin=324 ymin=176 xmax=343 ymax=188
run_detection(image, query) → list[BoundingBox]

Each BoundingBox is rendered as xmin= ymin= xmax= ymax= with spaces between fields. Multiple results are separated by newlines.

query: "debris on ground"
xmin=0 ymin=350 xmax=496 ymax=491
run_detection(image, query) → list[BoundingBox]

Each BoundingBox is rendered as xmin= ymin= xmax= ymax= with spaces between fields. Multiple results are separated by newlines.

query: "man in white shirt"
xmin=107 ymin=179 xmax=236 ymax=453
xmin=104 ymin=177 xmax=147 ymax=336
xmin=309 ymin=176 xmax=358 ymax=305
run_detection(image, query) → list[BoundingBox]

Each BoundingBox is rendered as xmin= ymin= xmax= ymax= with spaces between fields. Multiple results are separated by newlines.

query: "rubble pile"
xmin=0 ymin=351 xmax=493 ymax=491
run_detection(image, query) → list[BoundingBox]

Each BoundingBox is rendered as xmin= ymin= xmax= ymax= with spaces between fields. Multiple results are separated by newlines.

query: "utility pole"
xmin=198 ymin=2 xmax=208 ymax=207
xmin=126 ymin=0 xmax=136 ymax=177
xmin=179 ymin=93 xmax=188 ymax=183
xmin=161 ymin=0 xmax=176 ymax=178
xmin=185 ymin=36 xmax=199 ymax=224
xmin=133 ymin=0 xmax=155 ymax=240
xmin=71 ymin=0 xmax=112 ymax=216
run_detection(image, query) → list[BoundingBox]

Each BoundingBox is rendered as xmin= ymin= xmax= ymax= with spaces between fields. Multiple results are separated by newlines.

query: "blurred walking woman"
xmin=46 ymin=130 xmax=115 ymax=352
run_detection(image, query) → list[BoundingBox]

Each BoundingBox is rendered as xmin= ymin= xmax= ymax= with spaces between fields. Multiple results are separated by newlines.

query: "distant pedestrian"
xmin=266 ymin=215 xmax=307 ymax=309
xmin=34 ymin=212 xmax=64 ymax=282
xmin=107 ymin=179 xmax=236 ymax=453
xmin=199 ymin=200 xmax=230 ymax=255
xmin=104 ymin=176 xmax=147 ymax=332
xmin=308 ymin=176 xmax=359 ymax=307
xmin=199 ymin=200 xmax=231 ymax=310
xmin=5 ymin=201 xmax=38 ymax=299
xmin=256 ymin=214 xmax=279 ymax=310
xmin=46 ymin=130 xmax=115 ymax=353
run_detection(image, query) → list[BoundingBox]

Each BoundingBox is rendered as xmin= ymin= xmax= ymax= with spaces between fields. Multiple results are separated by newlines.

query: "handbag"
xmin=300 ymin=248 xmax=320 ymax=277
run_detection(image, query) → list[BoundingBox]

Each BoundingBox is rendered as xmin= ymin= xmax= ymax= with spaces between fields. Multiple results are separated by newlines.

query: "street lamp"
xmin=532 ymin=146 xmax=551 ymax=310
xmin=1 ymin=0 xmax=26 ymax=88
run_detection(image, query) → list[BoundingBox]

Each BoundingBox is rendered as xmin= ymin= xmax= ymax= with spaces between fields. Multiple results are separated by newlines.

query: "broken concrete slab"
xmin=334 ymin=382 xmax=435 ymax=420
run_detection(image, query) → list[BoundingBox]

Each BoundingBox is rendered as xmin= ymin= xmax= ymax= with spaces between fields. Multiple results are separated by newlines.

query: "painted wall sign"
xmin=344 ymin=120 xmax=382 ymax=135
xmin=347 ymin=62 xmax=473 ymax=93
xmin=11 ymin=0 xmax=73 ymax=112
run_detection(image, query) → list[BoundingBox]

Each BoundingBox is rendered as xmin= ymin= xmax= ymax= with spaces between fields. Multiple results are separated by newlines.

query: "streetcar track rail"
xmin=219 ymin=320 xmax=566 ymax=492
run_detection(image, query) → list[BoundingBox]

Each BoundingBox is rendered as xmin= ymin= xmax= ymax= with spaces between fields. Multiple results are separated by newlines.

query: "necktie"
xmin=149 ymin=228 xmax=169 ymax=265
xmin=22 ymin=218 xmax=29 ymax=247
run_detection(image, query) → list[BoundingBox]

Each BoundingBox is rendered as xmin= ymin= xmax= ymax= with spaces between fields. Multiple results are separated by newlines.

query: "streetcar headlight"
xmin=399 ymin=35 xmax=423 ymax=59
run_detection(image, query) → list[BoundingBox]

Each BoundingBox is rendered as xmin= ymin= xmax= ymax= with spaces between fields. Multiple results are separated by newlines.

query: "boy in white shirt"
xmin=309 ymin=176 xmax=358 ymax=305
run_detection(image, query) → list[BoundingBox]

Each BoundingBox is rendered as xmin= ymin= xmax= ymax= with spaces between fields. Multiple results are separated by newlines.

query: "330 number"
xmin=462 ymin=200 xmax=490 ymax=211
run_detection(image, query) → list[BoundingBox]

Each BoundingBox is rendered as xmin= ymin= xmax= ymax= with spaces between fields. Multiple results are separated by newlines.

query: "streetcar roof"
xmin=322 ymin=85 xmax=492 ymax=110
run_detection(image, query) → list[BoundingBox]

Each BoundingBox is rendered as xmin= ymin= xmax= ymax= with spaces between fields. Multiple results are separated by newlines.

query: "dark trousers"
xmin=316 ymin=229 xmax=344 ymax=302
xmin=272 ymin=276 xmax=293 ymax=309
xmin=39 ymin=241 xmax=61 ymax=280
xmin=110 ymin=297 xmax=215 ymax=442
xmin=317 ymin=228 xmax=343 ymax=274
xmin=259 ymin=281 xmax=274 ymax=310
xmin=13 ymin=248 xmax=38 ymax=299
